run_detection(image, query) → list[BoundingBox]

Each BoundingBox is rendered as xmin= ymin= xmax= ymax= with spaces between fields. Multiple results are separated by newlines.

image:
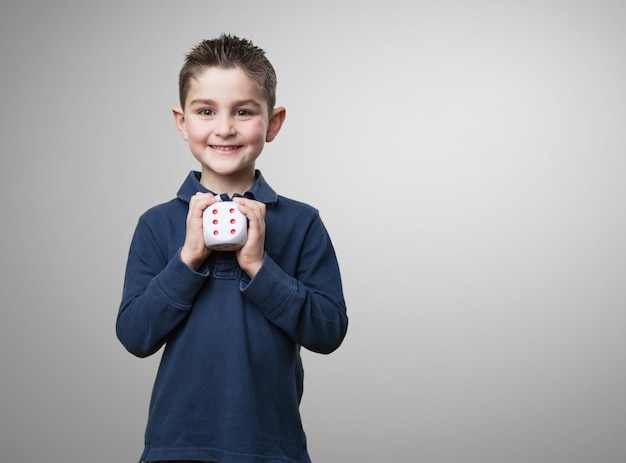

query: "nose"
xmin=214 ymin=115 xmax=236 ymax=137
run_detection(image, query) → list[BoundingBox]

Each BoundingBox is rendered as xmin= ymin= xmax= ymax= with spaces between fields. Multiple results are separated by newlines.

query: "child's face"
xmin=174 ymin=66 xmax=283 ymax=187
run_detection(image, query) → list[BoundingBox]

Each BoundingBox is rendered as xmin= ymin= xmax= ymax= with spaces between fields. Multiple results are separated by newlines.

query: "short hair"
xmin=178 ymin=34 xmax=277 ymax=111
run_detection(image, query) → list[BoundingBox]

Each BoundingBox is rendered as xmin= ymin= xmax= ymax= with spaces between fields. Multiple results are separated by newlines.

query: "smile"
xmin=210 ymin=145 xmax=242 ymax=152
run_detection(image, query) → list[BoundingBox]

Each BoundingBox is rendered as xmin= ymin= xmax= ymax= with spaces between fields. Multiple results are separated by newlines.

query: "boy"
xmin=116 ymin=34 xmax=348 ymax=463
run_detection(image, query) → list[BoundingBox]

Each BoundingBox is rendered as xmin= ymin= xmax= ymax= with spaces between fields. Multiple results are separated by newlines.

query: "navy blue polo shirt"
xmin=117 ymin=170 xmax=348 ymax=463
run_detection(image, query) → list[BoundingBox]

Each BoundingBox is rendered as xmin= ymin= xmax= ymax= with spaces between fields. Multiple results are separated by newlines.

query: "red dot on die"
xmin=213 ymin=219 xmax=218 ymax=225
xmin=213 ymin=230 xmax=219 ymax=236
xmin=230 ymin=218 xmax=236 ymax=224
xmin=230 ymin=229 xmax=237 ymax=234
xmin=229 ymin=208 xmax=235 ymax=213
xmin=212 ymin=209 xmax=218 ymax=215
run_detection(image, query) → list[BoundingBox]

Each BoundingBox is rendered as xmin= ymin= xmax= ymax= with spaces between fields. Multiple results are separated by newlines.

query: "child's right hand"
xmin=180 ymin=192 xmax=217 ymax=270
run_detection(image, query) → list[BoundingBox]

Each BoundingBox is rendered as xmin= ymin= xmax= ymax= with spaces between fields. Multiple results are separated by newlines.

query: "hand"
xmin=180 ymin=192 xmax=217 ymax=270
xmin=232 ymin=197 xmax=266 ymax=278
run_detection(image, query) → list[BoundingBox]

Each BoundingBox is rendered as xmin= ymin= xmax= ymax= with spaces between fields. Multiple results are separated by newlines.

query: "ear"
xmin=172 ymin=106 xmax=189 ymax=141
xmin=265 ymin=106 xmax=286 ymax=143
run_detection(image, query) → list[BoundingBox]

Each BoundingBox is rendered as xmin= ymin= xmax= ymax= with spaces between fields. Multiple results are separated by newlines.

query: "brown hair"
xmin=178 ymin=34 xmax=277 ymax=111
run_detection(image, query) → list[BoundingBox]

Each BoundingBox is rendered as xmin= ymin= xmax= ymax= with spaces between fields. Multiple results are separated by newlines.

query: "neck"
xmin=200 ymin=169 xmax=256 ymax=197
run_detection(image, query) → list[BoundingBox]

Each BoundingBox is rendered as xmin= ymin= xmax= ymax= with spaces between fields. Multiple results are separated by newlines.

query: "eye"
xmin=198 ymin=108 xmax=215 ymax=116
xmin=234 ymin=109 xmax=253 ymax=117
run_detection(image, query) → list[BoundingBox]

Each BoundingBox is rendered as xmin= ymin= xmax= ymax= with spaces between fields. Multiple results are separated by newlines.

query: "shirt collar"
xmin=176 ymin=170 xmax=278 ymax=204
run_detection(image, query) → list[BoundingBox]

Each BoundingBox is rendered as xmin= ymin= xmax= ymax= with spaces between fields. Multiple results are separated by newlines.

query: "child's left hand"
xmin=232 ymin=197 xmax=266 ymax=278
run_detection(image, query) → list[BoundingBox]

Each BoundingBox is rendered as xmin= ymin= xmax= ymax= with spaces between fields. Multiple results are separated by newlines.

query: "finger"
xmin=189 ymin=192 xmax=217 ymax=217
xmin=233 ymin=197 xmax=265 ymax=220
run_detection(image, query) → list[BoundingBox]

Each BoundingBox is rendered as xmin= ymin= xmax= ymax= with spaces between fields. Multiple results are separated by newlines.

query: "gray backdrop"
xmin=1 ymin=1 xmax=625 ymax=462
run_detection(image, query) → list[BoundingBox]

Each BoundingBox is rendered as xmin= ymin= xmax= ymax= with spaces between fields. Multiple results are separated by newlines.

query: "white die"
xmin=202 ymin=201 xmax=247 ymax=251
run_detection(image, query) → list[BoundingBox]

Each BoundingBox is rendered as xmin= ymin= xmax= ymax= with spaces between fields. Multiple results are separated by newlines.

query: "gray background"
xmin=1 ymin=1 xmax=625 ymax=462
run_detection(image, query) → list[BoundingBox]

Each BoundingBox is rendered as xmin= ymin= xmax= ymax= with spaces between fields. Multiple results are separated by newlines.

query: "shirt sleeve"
xmin=116 ymin=216 xmax=210 ymax=357
xmin=240 ymin=214 xmax=348 ymax=354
